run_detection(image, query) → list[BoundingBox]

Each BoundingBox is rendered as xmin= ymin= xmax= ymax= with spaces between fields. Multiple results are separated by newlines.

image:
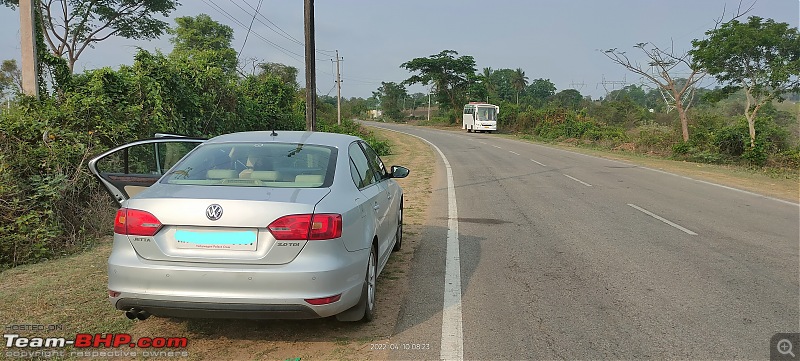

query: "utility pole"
xmin=304 ymin=0 xmax=316 ymax=131
xmin=427 ymin=88 xmax=431 ymax=122
xmin=19 ymin=0 xmax=38 ymax=98
xmin=335 ymin=50 xmax=341 ymax=125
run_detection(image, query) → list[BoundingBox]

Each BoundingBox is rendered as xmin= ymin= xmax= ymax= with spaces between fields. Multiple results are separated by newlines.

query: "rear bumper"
xmin=115 ymin=299 xmax=320 ymax=319
xmin=108 ymin=235 xmax=367 ymax=319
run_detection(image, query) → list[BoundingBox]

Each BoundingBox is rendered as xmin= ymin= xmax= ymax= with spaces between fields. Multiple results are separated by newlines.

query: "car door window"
xmin=349 ymin=142 xmax=377 ymax=189
xmin=88 ymin=138 xmax=204 ymax=204
xmin=360 ymin=141 xmax=387 ymax=180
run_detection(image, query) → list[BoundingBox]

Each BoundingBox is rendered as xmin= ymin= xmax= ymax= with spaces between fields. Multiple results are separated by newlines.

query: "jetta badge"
xmin=206 ymin=204 xmax=223 ymax=221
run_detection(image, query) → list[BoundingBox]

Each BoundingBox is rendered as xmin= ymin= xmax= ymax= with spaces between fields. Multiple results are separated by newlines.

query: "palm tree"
xmin=511 ymin=68 xmax=529 ymax=106
xmin=481 ymin=67 xmax=494 ymax=102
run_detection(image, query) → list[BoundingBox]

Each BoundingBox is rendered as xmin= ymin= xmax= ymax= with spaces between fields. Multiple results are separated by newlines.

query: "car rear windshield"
xmin=162 ymin=142 xmax=337 ymax=188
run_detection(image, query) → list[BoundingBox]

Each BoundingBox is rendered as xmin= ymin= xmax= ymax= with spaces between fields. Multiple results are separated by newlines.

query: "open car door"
xmin=88 ymin=137 xmax=206 ymax=206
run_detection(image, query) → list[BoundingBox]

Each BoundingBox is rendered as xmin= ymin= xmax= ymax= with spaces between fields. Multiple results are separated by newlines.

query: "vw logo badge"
xmin=206 ymin=204 xmax=223 ymax=221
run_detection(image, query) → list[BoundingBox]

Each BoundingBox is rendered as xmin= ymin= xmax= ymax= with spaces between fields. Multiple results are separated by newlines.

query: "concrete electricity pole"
xmin=335 ymin=50 xmax=342 ymax=125
xmin=19 ymin=0 xmax=38 ymax=98
xmin=427 ymin=87 xmax=431 ymax=122
xmin=304 ymin=0 xmax=316 ymax=131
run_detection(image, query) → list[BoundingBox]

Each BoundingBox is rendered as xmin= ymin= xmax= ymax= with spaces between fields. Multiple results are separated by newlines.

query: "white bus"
xmin=463 ymin=102 xmax=499 ymax=133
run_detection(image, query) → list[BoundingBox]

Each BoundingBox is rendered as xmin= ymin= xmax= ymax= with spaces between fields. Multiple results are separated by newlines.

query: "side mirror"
xmin=390 ymin=165 xmax=410 ymax=179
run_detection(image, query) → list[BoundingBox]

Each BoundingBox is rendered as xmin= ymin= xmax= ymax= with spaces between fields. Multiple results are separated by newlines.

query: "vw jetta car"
xmin=88 ymin=131 xmax=409 ymax=322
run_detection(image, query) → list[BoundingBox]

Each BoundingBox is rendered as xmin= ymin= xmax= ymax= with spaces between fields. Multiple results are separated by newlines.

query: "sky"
xmin=1 ymin=0 xmax=798 ymax=100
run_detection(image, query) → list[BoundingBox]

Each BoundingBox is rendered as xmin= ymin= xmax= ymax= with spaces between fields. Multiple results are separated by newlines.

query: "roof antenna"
xmin=270 ymin=115 xmax=278 ymax=136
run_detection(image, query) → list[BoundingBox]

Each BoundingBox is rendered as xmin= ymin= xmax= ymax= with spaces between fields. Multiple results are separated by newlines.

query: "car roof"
xmin=205 ymin=131 xmax=362 ymax=148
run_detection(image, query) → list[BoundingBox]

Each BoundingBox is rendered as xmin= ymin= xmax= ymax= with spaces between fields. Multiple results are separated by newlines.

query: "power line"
xmin=203 ymin=0 xmax=305 ymax=63
xmin=201 ymin=0 xmax=334 ymax=85
xmin=231 ymin=0 xmax=333 ymax=61
xmin=234 ymin=0 xmax=303 ymax=45
xmin=237 ymin=0 xmax=264 ymax=60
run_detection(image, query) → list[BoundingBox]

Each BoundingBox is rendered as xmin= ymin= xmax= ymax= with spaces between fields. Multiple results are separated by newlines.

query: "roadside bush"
xmin=767 ymin=148 xmax=800 ymax=169
xmin=317 ymin=118 xmax=391 ymax=156
xmin=633 ymin=124 xmax=678 ymax=154
xmin=742 ymin=142 xmax=768 ymax=167
xmin=714 ymin=125 xmax=748 ymax=157
xmin=0 ymin=49 xmax=307 ymax=269
xmin=0 ymin=102 xmax=115 ymax=268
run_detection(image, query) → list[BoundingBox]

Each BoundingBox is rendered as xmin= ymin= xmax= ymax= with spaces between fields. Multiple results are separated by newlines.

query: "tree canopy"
xmin=401 ymin=50 xmax=476 ymax=117
xmin=691 ymin=16 xmax=800 ymax=147
xmin=511 ymin=68 xmax=529 ymax=105
xmin=0 ymin=59 xmax=21 ymax=100
xmin=257 ymin=62 xmax=299 ymax=89
xmin=168 ymin=14 xmax=238 ymax=74
xmin=1 ymin=0 xmax=179 ymax=72
xmin=373 ymin=81 xmax=407 ymax=121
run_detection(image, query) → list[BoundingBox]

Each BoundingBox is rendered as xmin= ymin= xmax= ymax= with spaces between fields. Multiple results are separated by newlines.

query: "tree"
xmin=489 ymin=68 xmax=517 ymax=102
xmin=480 ymin=67 xmax=495 ymax=102
xmin=257 ymin=62 xmax=299 ymax=89
xmin=0 ymin=59 xmax=22 ymax=100
xmin=400 ymin=50 xmax=476 ymax=116
xmin=551 ymin=89 xmax=583 ymax=110
xmin=526 ymin=78 xmax=556 ymax=105
xmin=168 ymin=14 xmax=238 ymax=74
xmin=408 ymin=92 xmax=426 ymax=111
xmin=1 ymin=0 xmax=179 ymax=72
xmin=691 ymin=16 xmax=800 ymax=148
xmin=603 ymin=42 xmax=705 ymax=142
xmin=511 ymin=68 xmax=528 ymax=106
xmin=374 ymin=82 xmax=407 ymax=121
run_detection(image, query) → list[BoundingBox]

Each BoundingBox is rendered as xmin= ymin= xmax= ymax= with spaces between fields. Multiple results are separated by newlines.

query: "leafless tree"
xmin=603 ymin=42 xmax=705 ymax=142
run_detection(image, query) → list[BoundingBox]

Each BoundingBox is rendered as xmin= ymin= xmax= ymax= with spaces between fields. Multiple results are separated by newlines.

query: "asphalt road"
xmin=365 ymin=122 xmax=800 ymax=360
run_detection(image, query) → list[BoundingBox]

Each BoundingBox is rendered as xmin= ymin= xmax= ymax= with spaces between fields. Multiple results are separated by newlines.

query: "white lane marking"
xmin=640 ymin=166 xmax=799 ymax=207
xmin=530 ymin=159 xmax=546 ymax=167
xmin=509 ymin=151 xmax=520 ymax=156
xmin=367 ymin=125 xmax=463 ymax=361
xmin=518 ymin=140 xmax=798 ymax=207
xmin=563 ymin=174 xmax=593 ymax=187
xmin=478 ymin=141 xmax=486 ymax=145
xmin=491 ymin=145 xmax=502 ymax=149
xmin=628 ymin=203 xmax=698 ymax=236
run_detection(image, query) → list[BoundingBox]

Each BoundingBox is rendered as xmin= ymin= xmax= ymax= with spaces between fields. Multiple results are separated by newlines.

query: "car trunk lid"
xmin=120 ymin=185 xmax=332 ymax=265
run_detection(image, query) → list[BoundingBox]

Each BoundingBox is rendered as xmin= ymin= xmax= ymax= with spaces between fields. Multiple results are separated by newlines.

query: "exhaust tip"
xmin=125 ymin=310 xmax=137 ymax=320
xmin=136 ymin=310 xmax=151 ymax=320
xmin=125 ymin=308 xmax=150 ymax=320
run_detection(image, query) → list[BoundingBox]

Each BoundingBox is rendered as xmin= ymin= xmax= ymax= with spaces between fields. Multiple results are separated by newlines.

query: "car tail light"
xmin=268 ymin=214 xmax=342 ymax=240
xmin=305 ymin=294 xmax=342 ymax=305
xmin=114 ymin=208 xmax=163 ymax=236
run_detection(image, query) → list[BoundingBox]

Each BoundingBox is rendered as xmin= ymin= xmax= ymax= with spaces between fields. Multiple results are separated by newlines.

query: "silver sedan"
xmin=88 ymin=131 xmax=408 ymax=322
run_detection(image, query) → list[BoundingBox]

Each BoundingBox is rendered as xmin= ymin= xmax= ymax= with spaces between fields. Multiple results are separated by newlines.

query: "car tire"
xmin=392 ymin=201 xmax=403 ymax=252
xmin=335 ymin=243 xmax=377 ymax=322
xmin=361 ymin=244 xmax=377 ymax=322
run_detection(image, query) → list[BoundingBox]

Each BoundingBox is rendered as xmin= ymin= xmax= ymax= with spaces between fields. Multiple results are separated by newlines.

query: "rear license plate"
xmin=175 ymin=229 xmax=257 ymax=251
